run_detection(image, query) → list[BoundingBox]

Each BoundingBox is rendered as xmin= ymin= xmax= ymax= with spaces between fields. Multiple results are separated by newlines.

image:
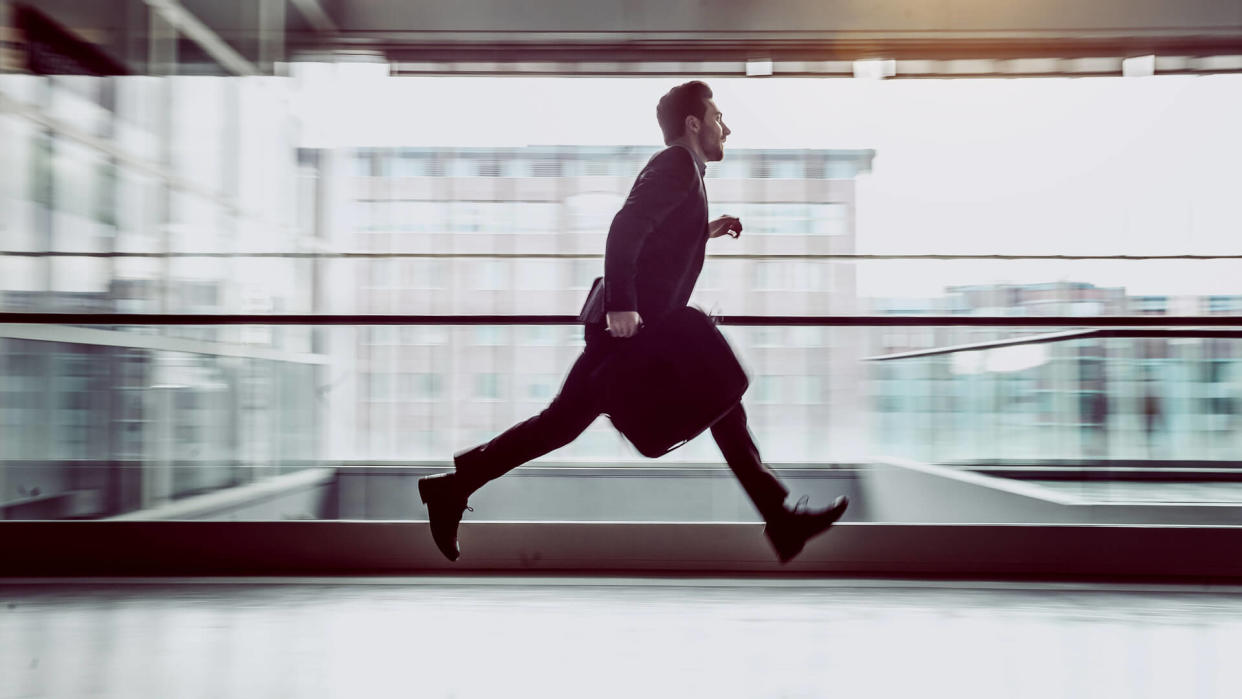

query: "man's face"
xmin=695 ymin=98 xmax=731 ymax=162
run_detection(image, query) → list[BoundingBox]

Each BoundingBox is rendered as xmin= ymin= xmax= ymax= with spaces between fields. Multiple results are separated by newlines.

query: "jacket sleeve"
xmin=603 ymin=147 xmax=699 ymax=312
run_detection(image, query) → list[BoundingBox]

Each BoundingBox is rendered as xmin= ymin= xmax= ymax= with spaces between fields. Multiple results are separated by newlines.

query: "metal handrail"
xmin=4 ymin=313 xmax=1242 ymax=326
xmin=7 ymin=251 xmax=1242 ymax=260
xmin=866 ymin=327 xmax=1242 ymax=361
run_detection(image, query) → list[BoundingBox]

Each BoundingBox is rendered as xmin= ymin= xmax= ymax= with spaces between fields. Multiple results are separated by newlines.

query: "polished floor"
xmin=3 ymin=577 xmax=1242 ymax=698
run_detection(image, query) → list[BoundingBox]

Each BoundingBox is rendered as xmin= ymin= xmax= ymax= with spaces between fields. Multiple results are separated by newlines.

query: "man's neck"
xmin=669 ymin=137 xmax=707 ymax=176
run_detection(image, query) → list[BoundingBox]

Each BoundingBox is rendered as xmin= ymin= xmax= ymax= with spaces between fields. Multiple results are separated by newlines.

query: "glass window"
xmin=769 ymin=159 xmax=802 ymax=178
xmin=394 ymin=152 xmax=430 ymax=177
xmin=474 ymin=260 xmax=507 ymax=290
xmin=405 ymin=201 xmax=447 ymax=233
xmin=502 ymin=159 xmax=533 ymax=177
xmin=448 ymin=202 xmax=484 ymax=232
xmin=474 ymin=326 xmax=508 ymax=345
xmin=792 ymin=376 xmax=824 ymax=404
xmin=400 ymin=372 xmax=442 ymax=400
xmin=516 ymin=202 xmax=559 ymax=233
xmin=369 ymin=372 xmax=390 ymax=401
xmin=398 ymin=258 xmax=445 ymax=289
xmin=527 ymin=374 xmax=556 ymax=400
xmin=811 ymin=203 xmax=849 ymax=236
xmin=567 ymin=192 xmax=623 ymax=232
xmin=53 ymin=137 xmax=101 ymax=220
xmin=754 ymin=376 xmax=781 ymax=403
xmin=709 ymin=156 xmax=749 ymax=179
xmin=569 ymin=259 xmax=600 ymax=290
xmin=517 ymin=260 xmax=558 ymax=290
xmin=447 ymin=158 xmax=474 ymax=177
xmin=521 ymin=326 xmax=557 ymax=346
xmin=475 ymin=373 xmax=500 ymax=399
xmin=752 ymin=261 xmax=783 ymax=290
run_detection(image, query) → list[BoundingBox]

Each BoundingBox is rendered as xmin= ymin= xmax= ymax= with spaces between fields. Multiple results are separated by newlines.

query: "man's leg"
xmin=710 ymin=402 xmax=849 ymax=563
xmin=419 ymin=328 xmax=614 ymax=560
xmin=452 ymin=337 xmax=612 ymax=494
xmin=709 ymin=402 xmax=790 ymax=521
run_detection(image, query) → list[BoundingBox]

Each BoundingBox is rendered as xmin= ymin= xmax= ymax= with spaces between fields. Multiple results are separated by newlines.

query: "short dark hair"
xmin=656 ymin=81 xmax=713 ymax=145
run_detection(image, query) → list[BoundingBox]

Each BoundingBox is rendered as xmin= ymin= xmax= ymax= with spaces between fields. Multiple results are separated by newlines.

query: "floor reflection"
xmin=2 ymin=577 xmax=1241 ymax=698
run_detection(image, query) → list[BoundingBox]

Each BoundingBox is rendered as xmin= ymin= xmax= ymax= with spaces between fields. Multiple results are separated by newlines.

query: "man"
xmin=419 ymin=81 xmax=848 ymax=564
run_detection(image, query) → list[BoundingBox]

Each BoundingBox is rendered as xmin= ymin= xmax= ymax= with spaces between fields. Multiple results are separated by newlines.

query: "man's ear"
xmin=684 ymin=115 xmax=700 ymax=135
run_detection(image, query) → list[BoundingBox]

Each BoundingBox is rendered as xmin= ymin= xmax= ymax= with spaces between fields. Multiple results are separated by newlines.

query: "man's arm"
xmin=603 ymin=147 xmax=699 ymax=317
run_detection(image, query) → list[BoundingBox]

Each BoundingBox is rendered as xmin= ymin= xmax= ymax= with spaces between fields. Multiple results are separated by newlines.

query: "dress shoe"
xmin=418 ymin=473 xmax=473 ymax=562
xmin=763 ymin=494 xmax=849 ymax=564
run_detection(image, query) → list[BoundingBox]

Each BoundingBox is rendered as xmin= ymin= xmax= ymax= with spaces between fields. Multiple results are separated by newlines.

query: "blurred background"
xmin=3 ymin=0 xmax=1242 ymax=525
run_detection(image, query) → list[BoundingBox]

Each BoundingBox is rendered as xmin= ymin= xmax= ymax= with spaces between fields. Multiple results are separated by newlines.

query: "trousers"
xmin=453 ymin=323 xmax=791 ymax=520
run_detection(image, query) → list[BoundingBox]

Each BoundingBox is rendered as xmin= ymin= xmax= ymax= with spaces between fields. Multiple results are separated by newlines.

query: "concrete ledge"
xmin=861 ymin=457 xmax=1242 ymax=524
xmin=4 ymin=520 xmax=1242 ymax=581
xmin=107 ymin=468 xmax=336 ymax=521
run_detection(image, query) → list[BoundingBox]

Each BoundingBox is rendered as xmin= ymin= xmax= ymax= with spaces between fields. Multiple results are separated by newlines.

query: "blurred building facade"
xmin=871 ymin=282 xmax=1242 ymax=463
xmin=305 ymin=145 xmax=876 ymax=464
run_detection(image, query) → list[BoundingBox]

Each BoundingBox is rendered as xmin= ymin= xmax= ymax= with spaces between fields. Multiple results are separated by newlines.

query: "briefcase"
xmin=594 ymin=305 xmax=749 ymax=458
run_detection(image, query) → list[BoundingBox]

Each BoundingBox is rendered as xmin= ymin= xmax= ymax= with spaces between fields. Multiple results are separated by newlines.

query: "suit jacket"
xmin=578 ymin=145 xmax=708 ymax=325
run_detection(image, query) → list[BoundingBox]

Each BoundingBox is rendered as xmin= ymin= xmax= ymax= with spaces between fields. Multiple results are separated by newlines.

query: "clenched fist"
xmin=606 ymin=311 xmax=643 ymax=338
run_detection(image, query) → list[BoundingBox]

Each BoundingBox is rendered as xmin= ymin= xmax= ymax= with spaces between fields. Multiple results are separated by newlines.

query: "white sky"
xmin=294 ymin=67 xmax=1242 ymax=297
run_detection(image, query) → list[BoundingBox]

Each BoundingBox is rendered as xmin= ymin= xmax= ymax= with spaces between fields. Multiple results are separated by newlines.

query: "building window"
xmin=527 ymin=375 xmax=556 ymax=400
xmin=394 ymin=152 xmax=430 ymax=177
xmin=708 ymin=157 xmax=749 ymax=179
xmin=448 ymin=202 xmax=484 ymax=232
xmin=533 ymin=159 xmax=561 ymax=177
xmin=811 ymin=203 xmax=849 ymax=236
xmin=518 ymin=202 xmax=559 ymax=233
xmin=517 ymin=260 xmax=558 ymax=290
xmin=474 ymin=326 xmax=507 ymax=345
xmin=368 ymin=372 xmax=391 ymax=401
xmin=399 ymin=372 xmax=442 ymax=400
xmin=752 ymin=261 xmax=782 ymax=291
xmin=791 ymin=327 xmax=824 ymax=347
xmin=567 ymin=192 xmax=624 ymax=233
xmin=792 ymin=376 xmax=823 ymax=404
xmin=1208 ymin=296 xmax=1242 ymax=314
xmin=409 ymin=327 xmax=449 ymax=345
xmin=585 ymin=157 xmax=612 ymax=176
xmin=567 ymin=260 xmax=599 ymax=291
xmin=475 ymin=373 xmax=501 ymax=400
xmin=502 ymin=159 xmax=533 ymax=177
xmin=352 ymin=151 xmax=375 ymax=177
xmin=473 ymin=260 xmax=507 ymax=290
xmin=1134 ymin=296 xmax=1168 ymax=314
xmin=769 ymin=159 xmax=802 ymax=178
xmin=521 ymin=326 xmax=557 ymax=346
xmin=754 ymin=376 xmax=780 ymax=403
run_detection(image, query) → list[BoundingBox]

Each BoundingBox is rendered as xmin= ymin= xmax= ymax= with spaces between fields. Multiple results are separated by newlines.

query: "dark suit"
xmin=454 ymin=145 xmax=789 ymax=520
xmin=579 ymin=145 xmax=710 ymax=325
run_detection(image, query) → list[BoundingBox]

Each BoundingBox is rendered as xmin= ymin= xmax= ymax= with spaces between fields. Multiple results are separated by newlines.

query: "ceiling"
xmin=14 ymin=0 xmax=1242 ymax=76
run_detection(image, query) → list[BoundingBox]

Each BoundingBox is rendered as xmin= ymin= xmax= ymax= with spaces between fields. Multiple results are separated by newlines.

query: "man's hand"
xmin=606 ymin=311 xmax=643 ymax=338
xmin=709 ymin=215 xmax=742 ymax=239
